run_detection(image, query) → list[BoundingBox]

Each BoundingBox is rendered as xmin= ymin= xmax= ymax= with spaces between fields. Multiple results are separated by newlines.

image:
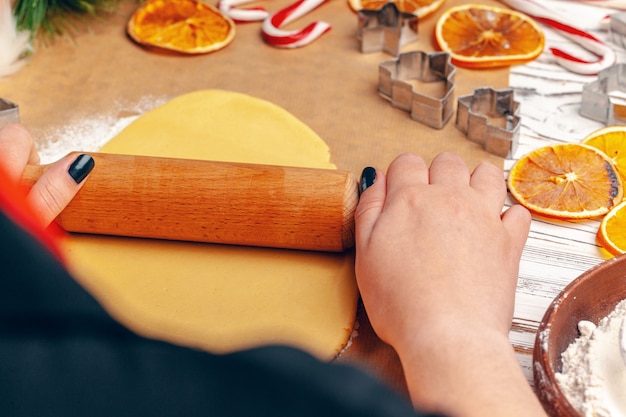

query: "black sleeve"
xmin=0 ymin=209 xmax=440 ymax=417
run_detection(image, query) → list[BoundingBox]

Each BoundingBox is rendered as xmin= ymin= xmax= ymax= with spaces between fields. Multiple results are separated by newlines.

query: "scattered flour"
xmin=556 ymin=299 xmax=626 ymax=417
xmin=37 ymin=95 xmax=168 ymax=164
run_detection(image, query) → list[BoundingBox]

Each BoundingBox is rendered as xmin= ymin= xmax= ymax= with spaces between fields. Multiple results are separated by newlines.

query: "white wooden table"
xmin=504 ymin=0 xmax=626 ymax=383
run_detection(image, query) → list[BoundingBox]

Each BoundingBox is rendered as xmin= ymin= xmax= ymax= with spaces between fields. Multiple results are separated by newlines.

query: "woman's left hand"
xmin=0 ymin=123 xmax=94 ymax=226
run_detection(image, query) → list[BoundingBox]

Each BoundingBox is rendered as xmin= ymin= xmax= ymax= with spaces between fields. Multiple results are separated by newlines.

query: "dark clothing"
xmin=0 ymin=201 xmax=434 ymax=417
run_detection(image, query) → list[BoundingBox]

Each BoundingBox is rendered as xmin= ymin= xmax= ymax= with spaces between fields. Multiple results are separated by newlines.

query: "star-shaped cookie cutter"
xmin=580 ymin=63 xmax=626 ymax=125
xmin=378 ymin=50 xmax=456 ymax=129
xmin=357 ymin=3 xmax=418 ymax=56
xmin=455 ymin=88 xmax=521 ymax=158
xmin=0 ymin=98 xmax=19 ymax=128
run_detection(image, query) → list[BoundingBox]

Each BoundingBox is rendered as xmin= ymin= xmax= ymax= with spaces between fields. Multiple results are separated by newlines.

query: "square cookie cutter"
xmin=357 ymin=3 xmax=418 ymax=56
xmin=0 ymin=98 xmax=19 ymax=128
xmin=456 ymin=87 xmax=521 ymax=158
xmin=378 ymin=50 xmax=456 ymax=129
xmin=580 ymin=63 xmax=626 ymax=126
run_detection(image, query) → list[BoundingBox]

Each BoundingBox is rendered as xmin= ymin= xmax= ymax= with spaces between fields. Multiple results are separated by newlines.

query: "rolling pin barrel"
xmin=21 ymin=153 xmax=359 ymax=252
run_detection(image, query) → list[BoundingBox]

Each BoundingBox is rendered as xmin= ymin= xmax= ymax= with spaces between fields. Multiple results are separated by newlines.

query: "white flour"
xmin=556 ymin=299 xmax=626 ymax=417
xmin=36 ymin=95 xmax=168 ymax=164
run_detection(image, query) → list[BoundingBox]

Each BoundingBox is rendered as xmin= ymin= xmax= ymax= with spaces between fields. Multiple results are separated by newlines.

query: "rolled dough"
xmin=65 ymin=90 xmax=359 ymax=360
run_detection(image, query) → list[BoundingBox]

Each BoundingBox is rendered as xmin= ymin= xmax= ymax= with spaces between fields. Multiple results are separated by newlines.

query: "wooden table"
xmin=503 ymin=0 xmax=626 ymax=385
xmin=2 ymin=0 xmax=622 ymax=399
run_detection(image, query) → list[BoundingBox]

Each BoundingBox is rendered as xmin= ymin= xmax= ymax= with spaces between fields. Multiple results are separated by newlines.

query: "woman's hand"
xmin=0 ymin=123 xmax=94 ymax=226
xmin=355 ymin=153 xmax=545 ymax=417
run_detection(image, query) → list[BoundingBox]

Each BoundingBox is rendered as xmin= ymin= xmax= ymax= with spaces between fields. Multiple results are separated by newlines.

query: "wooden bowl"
xmin=533 ymin=253 xmax=626 ymax=417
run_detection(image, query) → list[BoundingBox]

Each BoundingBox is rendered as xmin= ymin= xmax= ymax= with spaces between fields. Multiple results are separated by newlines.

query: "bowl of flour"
xmin=533 ymin=254 xmax=626 ymax=417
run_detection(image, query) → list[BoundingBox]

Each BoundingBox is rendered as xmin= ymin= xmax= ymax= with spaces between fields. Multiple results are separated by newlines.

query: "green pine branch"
xmin=13 ymin=0 xmax=121 ymax=38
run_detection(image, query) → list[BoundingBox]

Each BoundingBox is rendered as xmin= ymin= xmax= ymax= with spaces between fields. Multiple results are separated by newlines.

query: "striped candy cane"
xmin=262 ymin=0 xmax=331 ymax=48
xmin=577 ymin=0 xmax=626 ymax=10
xmin=218 ymin=0 xmax=269 ymax=23
xmin=500 ymin=0 xmax=617 ymax=75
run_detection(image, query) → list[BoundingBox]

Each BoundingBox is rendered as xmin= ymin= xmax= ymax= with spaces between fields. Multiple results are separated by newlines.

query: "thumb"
xmin=27 ymin=154 xmax=95 ymax=227
xmin=354 ymin=167 xmax=386 ymax=248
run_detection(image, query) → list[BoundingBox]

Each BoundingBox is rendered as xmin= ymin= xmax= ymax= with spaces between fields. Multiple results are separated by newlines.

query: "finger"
xmin=27 ymin=154 xmax=95 ymax=226
xmin=355 ymin=167 xmax=386 ymax=248
xmin=28 ymin=139 xmax=40 ymax=165
xmin=428 ymin=152 xmax=470 ymax=185
xmin=501 ymin=204 xmax=532 ymax=255
xmin=384 ymin=153 xmax=429 ymax=195
xmin=470 ymin=161 xmax=507 ymax=211
xmin=0 ymin=123 xmax=36 ymax=181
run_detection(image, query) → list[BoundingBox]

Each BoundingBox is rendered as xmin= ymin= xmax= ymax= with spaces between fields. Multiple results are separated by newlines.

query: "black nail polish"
xmin=360 ymin=167 xmax=376 ymax=194
xmin=68 ymin=154 xmax=95 ymax=184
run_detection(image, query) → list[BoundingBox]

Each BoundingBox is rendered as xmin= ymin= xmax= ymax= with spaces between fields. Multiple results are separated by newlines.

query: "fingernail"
xmin=68 ymin=154 xmax=95 ymax=184
xmin=360 ymin=167 xmax=376 ymax=194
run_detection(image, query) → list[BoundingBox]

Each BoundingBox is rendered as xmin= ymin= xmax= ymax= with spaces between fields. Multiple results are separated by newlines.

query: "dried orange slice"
xmin=434 ymin=4 xmax=544 ymax=69
xmin=347 ymin=0 xmax=446 ymax=19
xmin=582 ymin=126 xmax=626 ymax=186
xmin=127 ymin=0 xmax=235 ymax=54
xmin=597 ymin=200 xmax=626 ymax=256
xmin=508 ymin=143 xmax=623 ymax=219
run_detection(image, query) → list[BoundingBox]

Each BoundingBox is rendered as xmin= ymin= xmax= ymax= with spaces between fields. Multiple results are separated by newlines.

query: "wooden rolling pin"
xmin=21 ymin=153 xmax=359 ymax=252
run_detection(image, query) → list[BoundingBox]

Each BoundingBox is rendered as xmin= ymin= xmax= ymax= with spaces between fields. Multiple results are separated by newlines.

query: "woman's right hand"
xmin=354 ymin=152 xmax=545 ymax=417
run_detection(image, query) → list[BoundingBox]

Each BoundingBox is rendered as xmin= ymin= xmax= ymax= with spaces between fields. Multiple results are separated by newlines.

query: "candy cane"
xmin=500 ymin=0 xmax=616 ymax=75
xmin=262 ymin=0 xmax=330 ymax=48
xmin=218 ymin=0 xmax=269 ymax=23
xmin=577 ymin=0 xmax=626 ymax=10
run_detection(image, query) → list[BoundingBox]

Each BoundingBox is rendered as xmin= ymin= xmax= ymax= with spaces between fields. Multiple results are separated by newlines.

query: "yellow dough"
xmin=65 ymin=90 xmax=359 ymax=360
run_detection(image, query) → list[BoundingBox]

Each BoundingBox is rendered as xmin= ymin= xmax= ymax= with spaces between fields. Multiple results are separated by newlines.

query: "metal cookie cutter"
xmin=378 ymin=50 xmax=456 ymax=129
xmin=357 ymin=3 xmax=418 ymax=56
xmin=0 ymin=98 xmax=19 ymax=128
xmin=580 ymin=63 xmax=626 ymax=125
xmin=609 ymin=12 xmax=626 ymax=49
xmin=456 ymin=88 xmax=521 ymax=158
